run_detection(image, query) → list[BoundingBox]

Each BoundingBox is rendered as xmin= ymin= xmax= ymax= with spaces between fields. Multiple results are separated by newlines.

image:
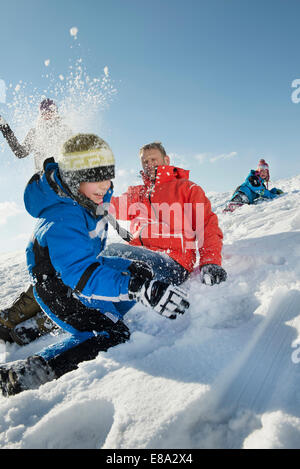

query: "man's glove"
xmin=200 ymin=264 xmax=227 ymax=286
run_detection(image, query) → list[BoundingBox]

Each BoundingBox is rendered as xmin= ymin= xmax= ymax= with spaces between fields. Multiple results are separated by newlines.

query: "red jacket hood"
xmin=141 ymin=165 xmax=190 ymax=187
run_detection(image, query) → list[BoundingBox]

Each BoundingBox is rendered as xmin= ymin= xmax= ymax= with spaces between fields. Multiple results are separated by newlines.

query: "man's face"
xmin=140 ymin=149 xmax=170 ymax=180
xmin=79 ymin=180 xmax=111 ymax=205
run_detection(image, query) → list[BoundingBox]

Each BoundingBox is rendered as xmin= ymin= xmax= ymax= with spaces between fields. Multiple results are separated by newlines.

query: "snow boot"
xmin=0 ymin=355 xmax=56 ymax=397
xmin=9 ymin=312 xmax=61 ymax=346
xmin=0 ymin=285 xmax=41 ymax=328
xmin=0 ymin=285 xmax=58 ymax=345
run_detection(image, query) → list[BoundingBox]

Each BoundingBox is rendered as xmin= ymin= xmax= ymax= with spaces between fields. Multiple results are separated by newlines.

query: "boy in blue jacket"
xmin=0 ymin=134 xmax=189 ymax=396
xmin=223 ymin=159 xmax=283 ymax=212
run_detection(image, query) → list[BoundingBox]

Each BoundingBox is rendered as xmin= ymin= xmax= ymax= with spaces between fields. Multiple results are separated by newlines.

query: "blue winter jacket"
xmin=24 ymin=161 xmax=132 ymax=323
xmin=232 ymin=170 xmax=279 ymax=204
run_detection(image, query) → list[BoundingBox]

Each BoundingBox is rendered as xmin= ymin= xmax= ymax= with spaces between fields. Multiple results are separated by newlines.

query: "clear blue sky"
xmin=0 ymin=0 xmax=300 ymax=252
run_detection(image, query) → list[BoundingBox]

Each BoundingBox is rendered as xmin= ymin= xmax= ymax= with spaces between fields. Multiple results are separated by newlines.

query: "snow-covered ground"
xmin=0 ymin=175 xmax=300 ymax=449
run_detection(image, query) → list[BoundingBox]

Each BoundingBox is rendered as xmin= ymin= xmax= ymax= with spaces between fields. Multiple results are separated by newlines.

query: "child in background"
xmin=223 ymin=159 xmax=283 ymax=213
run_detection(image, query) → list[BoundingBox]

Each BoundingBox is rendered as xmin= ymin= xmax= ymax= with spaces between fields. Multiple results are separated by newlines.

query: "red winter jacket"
xmin=110 ymin=165 xmax=223 ymax=272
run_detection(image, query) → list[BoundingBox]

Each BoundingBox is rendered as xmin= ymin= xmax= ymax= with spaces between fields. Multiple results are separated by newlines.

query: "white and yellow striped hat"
xmin=58 ymin=134 xmax=115 ymax=194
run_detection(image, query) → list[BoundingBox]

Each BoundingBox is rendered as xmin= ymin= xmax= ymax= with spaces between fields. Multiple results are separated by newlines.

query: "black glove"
xmin=128 ymin=261 xmax=154 ymax=297
xmin=200 ymin=264 xmax=227 ymax=285
xmin=248 ymin=175 xmax=260 ymax=187
xmin=128 ymin=261 xmax=189 ymax=319
xmin=138 ymin=280 xmax=190 ymax=319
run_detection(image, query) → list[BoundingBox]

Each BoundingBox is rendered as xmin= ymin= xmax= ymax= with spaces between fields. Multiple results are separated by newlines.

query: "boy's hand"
xmin=137 ymin=280 xmax=190 ymax=319
xmin=128 ymin=261 xmax=190 ymax=319
xmin=128 ymin=261 xmax=154 ymax=297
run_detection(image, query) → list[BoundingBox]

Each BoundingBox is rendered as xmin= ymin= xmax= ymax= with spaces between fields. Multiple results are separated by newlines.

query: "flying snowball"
xmin=104 ymin=66 xmax=109 ymax=77
xmin=44 ymin=59 xmax=50 ymax=67
xmin=70 ymin=27 xmax=78 ymax=37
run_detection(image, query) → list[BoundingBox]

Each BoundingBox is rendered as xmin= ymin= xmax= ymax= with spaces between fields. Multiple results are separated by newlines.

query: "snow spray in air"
xmin=0 ymin=26 xmax=117 ymax=159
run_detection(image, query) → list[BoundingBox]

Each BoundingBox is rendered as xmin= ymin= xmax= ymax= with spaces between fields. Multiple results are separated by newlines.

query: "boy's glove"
xmin=128 ymin=262 xmax=189 ymax=319
xmin=137 ymin=280 xmax=190 ymax=319
xmin=128 ymin=261 xmax=154 ymax=295
xmin=200 ymin=264 xmax=227 ymax=285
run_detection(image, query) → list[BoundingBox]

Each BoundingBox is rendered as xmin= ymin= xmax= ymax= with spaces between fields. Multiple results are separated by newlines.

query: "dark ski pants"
xmin=231 ymin=191 xmax=250 ymax=205
xmin=34 ymin=275 xmax=132 ymax=377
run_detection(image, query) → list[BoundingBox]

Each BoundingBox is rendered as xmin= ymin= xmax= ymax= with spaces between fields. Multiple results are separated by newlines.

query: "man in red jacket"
xmin=107 ymin=141 xmax=226 ymax=286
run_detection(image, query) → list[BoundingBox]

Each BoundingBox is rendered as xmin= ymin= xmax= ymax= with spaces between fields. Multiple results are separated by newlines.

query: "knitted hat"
xmin=256 ymin=158 xmax=270 ymax=186
xmin=257 ymin=159 xmax=269 ymax=170
xmin=58 ymin=133 xmax=115 ymax=202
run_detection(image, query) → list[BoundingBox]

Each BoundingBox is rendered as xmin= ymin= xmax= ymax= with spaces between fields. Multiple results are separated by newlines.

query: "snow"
xmin=0 ymin=174 xmax=300 ymax=449
xmin=70 ymin=27 xmax=78 ymax=38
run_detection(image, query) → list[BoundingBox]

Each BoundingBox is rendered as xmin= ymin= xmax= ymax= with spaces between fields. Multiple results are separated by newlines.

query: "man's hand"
xmin=200 ymin=264 xmax=227 ymax=285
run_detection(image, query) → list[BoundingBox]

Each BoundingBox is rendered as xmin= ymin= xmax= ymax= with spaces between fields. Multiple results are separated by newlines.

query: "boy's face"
xmin=79 ymin=180 xmax=111 ymax=205
xmin=140 ymin=149 xmax=170 ymax=180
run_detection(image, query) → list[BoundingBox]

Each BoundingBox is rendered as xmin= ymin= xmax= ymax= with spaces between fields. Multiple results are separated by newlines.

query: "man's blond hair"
xmin=139 ymin=142 xmax=167 ymax=158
